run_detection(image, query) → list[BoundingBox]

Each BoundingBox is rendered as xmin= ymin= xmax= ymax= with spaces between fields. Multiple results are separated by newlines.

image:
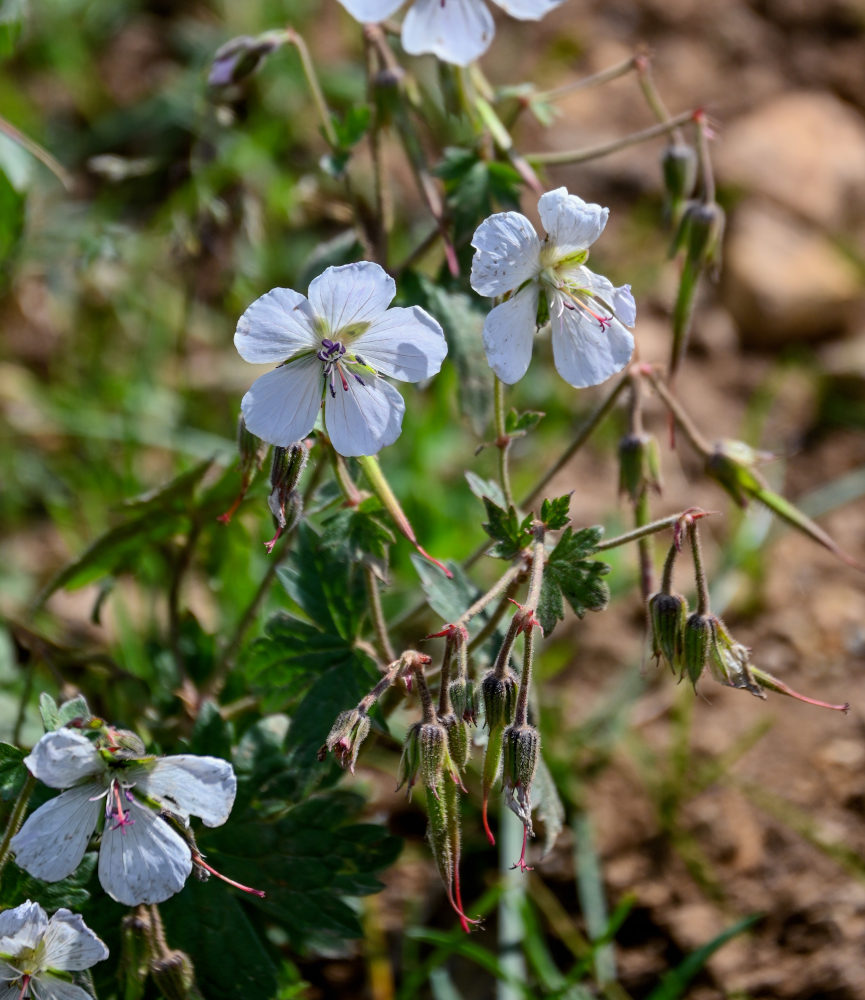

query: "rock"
xmin=715 ymin=91 xmax=865 ymax=231
xmin=723 ymin=200 xmax=863 ymax=346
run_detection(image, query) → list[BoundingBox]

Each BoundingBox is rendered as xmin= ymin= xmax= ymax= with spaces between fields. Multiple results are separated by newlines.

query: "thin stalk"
xmin=0 ymin=774 xmax=37 ymax=883
xmin=437 ymin=637 xmax=456 ymax=717
xmin=493 ymin=377 xmax=514 ymax=508
xmin=514 ymin=530 xmax=545 ymax=727
xmin=520 ymin=371 xmax=629 ymax=509
xmin=365 ymin=566 xmax=395 ymax=664
xmin=688 ymin=523 xmax=710 ymax=615
xmin=413 ymin=667 xmax=437 ymax=725
xmin=634 ymin=52 xmax=684 ymax=143
xmin=493 ymin=614 xmax=524 ymax=680
xmin=0 ymin=113 xmax=73 ymax=189
xmin=635 ymin=492 xmax=654 ymax=601
xmin=595 ymin=512 xmax=689 ymax=551
xmin=285 ymin=29 xmax=338 ymax=148
xmin=532 ymin=54 xmax=638 ymax=103
xmin=467 ymin=571 xmax=526 ymax=653
xmin=695 ymin=110 xmax=716 ymax=204
xmin=645 ymin=369 xmax=713 ymax=455
xmin=497 ymin=806 xmax=528 ymax=1000
xmin=527 ymin=109 xmax=696 ymax=166
xmin=364 ymin=29 xmax=393 ymax=266
xmin=459 ymin=561 xmax=525 ymax=629
xmin=660 ymin=541 xmax=678 ymax=594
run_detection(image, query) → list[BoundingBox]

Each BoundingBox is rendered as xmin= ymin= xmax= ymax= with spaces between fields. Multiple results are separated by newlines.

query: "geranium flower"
xmin=11 ymin=728 xmax=236 ymax=906
xmin=0 ymin=899 xmax=108 ymax=1000
xmin=235 ymin=262 xmax=447 ymax=457
xmin=470 ymin=187 xmax=636 ymax=387
xmin=336 ymin=0 xmax=564 ymax=67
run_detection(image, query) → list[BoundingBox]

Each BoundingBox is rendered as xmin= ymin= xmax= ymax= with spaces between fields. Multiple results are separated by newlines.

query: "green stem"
xmin=634 ymin=51 xmax=683 ymax=143
xmin=0 ymin=113 xmax=72 ymax=189
xmin=520 ymin=371 xmax=629 ymax=509
xmin=635 ymin=492 xmax=654 ymax=601
xmin=364 ymin=565 xmax=395 ymax=665
xmin=514 ymin=530 xmax=545 ymax=728
xmin=285 ymin=29 xmax=338 ymax=148
xmin=437 ymin=637 xmax=456 ymax=717
xmin=595 ymin=512 xmax=687 ymax=551
xmin=0 ymin=773 xmax=36 ymax=883
xmin=493 ymin=377 xmax=514 ymax=508
xmin=695 ymin=111 xmax=716 ymax=204
xmin=689 ymin=523 xmax=710 ymax=616
xmin=660 ymin=541 xmax=678 ymax=594
xmin=646 ymin=369 xmax=713 ymax=455
xmin=527 ymin=109 xmax=696 ymax=166
xmin=533 ymin=54 xmax=637 ymax=104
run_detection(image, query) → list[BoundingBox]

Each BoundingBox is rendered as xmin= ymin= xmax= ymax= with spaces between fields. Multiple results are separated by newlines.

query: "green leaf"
xmin=0 ymin=169 xmax=24 ymax=277
xmin=332 ymin=105 xmax=371 ymax=150
xmin=481 ymin=496 xmax=532 ymax=560
xmin=539 ymin=494 xmax=571 ymax=531
xmin=538 ymin=526 xmax=609 ymax=636
xmin=57 ymin=695 xmax=91 ymax=726
xmin=39 ymin=692 xmax=60 ymax=732
xmin=0 ymin=0 xmax=26 ymax=57
xmin=464 ymin=471 xmax=505 ymax=511
xmin=321 ymin=499 xmax=395 ymax=581
xmin=645 ymin=914 xmax=761 ymax=1000
xmin=188 ymin=700 xmax=234 ymax=759
xmin=1 ymin=854 xmax=96 ymax=911
xmin=297 ymin=230 xmax=363 ymax=291
xmin=410 ymin=555 xmax=479 ymax=625
xmin=0 ymin=741 xmax=25 ymax=800
xmin=436 ymin=147 xmax=522 ymax=243
xmin=533 ymin=754 xmax=564 ymax=858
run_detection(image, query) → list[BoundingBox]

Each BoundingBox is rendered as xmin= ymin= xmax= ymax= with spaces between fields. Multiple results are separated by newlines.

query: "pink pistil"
xmin=17 ymin=974 xmax=31 ymax=1000
xmin=264 ymin=526 xmax=283 ymax=554
xmin=192 ymin=853 xmax=266 ymax=898
xmin=110 ymin=783 xmax=134 ymax=832
xmin=511 ymin=824 xmax=533 ymax=873
xmin=481 ymin=795 xmax=496 ymax=846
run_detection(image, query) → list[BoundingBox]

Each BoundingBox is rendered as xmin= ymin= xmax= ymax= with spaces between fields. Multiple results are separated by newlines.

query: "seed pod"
xmin=707 ymin=617 xmax=765 ymax=698
xmin=444 ymin=713 xmax=470 ymax=772
xmin=648 ymin=591 xmax=688 ymax=672
xmin=419 ymin=721 xmax=448 ymax=793
xmin=502 ymin=723 xmax=540 ymax=831
xmin=150 ymin=950 xmax=198 ymax=1000
xmin=318 ymin=708 xmax=371 ymax=772
xmin=396 ymin=722 xmax=422 ymax=795
xmin=619 ymin=432 xmax=663 ymax=502
xmin=661 ymin=141 xmax=698 ymax=224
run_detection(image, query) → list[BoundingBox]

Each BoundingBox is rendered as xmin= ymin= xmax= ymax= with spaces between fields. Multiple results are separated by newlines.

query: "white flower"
xmin=235 ymin=262 xmax=447 ymax=457
xmin=0 ymin=899 xmax=107 ymax=1000
xmin=470 ymin=187 xmax=636 ymax=388
xmin=335 ymin=0 xmax=564 ymax=66
xmin=11 ymin=729 xmax=236 ymax=907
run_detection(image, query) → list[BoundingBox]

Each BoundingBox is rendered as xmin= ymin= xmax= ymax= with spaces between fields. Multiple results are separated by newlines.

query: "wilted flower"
xmin=470 ymin=188 xmax=635 ymax=387
xmin=235 ymin=262 xmax=447 ymax=457
xmin=335 ymin=0 xmax=564 ymax=67
xmin=0 ymin=900 xmax=108 ymax=1000
xmin=11 ymin=728 xmax=236 ymax=906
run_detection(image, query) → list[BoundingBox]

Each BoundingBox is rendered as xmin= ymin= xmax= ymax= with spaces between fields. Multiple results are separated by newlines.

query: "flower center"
xmin=316 ymin=338 xmax=373 ymax=399
xmin=105 ymin=777 xmax=135 ymax=833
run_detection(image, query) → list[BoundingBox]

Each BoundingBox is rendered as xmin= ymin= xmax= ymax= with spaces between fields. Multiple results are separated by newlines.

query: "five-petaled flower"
xmin=0 ymin=899 xmax=108 ymax=1000
xmin=11 ymin=729 xmax=236 ymax=906
xmin=470 ymin=187 xmax=636 ymax=388
xmin=335 ymin=0 xmax=564 ymax=67
xmin=235 ymin=262 xmax=447 ymax=457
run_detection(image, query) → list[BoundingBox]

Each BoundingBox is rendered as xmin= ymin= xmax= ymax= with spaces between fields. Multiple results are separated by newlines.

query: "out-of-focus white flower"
xmin=11 ymin=729 xmax=236 ymax=906
xmin=335 ymin=0 xmax=564 ymax=66
xmin=0 ymin=899 xmax=107 ymax=1000
xmin=470 ymin=187 xmax=636 ymax=388
xmin=235 ymin=262 xmax=447 ymax=457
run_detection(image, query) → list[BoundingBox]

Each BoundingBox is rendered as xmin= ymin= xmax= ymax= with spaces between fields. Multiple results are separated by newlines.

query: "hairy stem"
xmin=493 ymin=377 xmax=514 ymax=508
xmin=689 ymin=523 xmax=710 ymax=616
xmin=0 ymin=774 xmax=36 ymax=885
xmin=365 ymin=566 xmax=395 ymax=665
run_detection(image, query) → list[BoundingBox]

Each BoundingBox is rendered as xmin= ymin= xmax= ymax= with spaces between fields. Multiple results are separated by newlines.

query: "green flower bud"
xmin=396 ymin=722 xmax=422 ymax=795
xmin=318 ymin=708 xmax=372 ymax=772
xmin=449 ymin=675 xmax=477 ymax=725
xmin=208 ymin=31 xmax=285 ymax=88
xmin=502 ymin=723 xmax=540 ymax=831
xmin=443 ymin=713 xmax=470 ymax=772
xmin=419 ymin=721 xmax=448 ymax=793
xmin=618 ymin=432 xmax=663 ymax=502
xmin=482 ymin=670 xmax=518 ymax=731
xmin=682 ymin=200 xmax=726 ymax=270
xmin=682 ymin=612 xmax=712 ymax=687
xmin=661 ymin=142 xmax=698 ymax=218
xmin=707 ymin=617 xmax=765 ymax=698
xmin=150 ymin=950 xmax=198 ymax=1000
xmin=648 ymin=591 xmax=688 ymax=672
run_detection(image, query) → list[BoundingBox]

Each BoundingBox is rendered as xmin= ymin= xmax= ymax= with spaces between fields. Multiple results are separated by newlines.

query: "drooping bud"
xmin=682 ymin=612 xmax=712 ymax=688
xmin=218 ymin=414 xmax=265 ymax=524
xmin=443 ymin=713 xmax=470 ymax=773
xmin=481 ymin=670 xmax=518 ymax=731
xmin=449 ymin=675 xmax=478 ymax=725
xmin=674 ymin=199 xmax=726 ymax=271
xmin=648 ymin=591 xmax=688 ymax=673
xmin=706 ymin=617 xmax=765 ymax=698
xmin=501 ymin=723 xmax=540 ymax=832
xmin=317 ymin=708 xmax=372 ymax=772
xmin=705 ymin=439 xmax=771 ymax=508
xmin=150 ymin=950 xmax=198 ymax=1000
xmin=208 ymin=31 xmax=286 ymax=88
xmin=661 ymin=141 xmax=698 ymax=225
xmin=102 ymin=727 xmax=147 ymax=760
xmin=265 ymin=443 xmax=308 ymax=552
xmin=618 ymin=432 xmax=663 ymax=502
xmin=396 ymin=722 xmax=422 ymax=795
xmin=419 ymin=721 xmax=448 ymax=793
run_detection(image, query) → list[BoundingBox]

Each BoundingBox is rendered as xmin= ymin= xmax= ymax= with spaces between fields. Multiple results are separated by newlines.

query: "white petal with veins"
xmin=40 ymin=911 xmax=109 ymax=972
xmin=481 ymin=283 xmax=539 ymax=384
xmin=353 ymin=306 xmax=447 ymax=383
xmin=324 ymin=377 xmax=405 ymax=457
xmin=11 ymin=785 xmax=103 ymax=883
xmin=550 ymin=302 xmax=634 ymax=388
xmin=402 ymin=0 xmax=496 ymax=66
xmin=133 ymin=755 xmax=236 ymax=828
xmin=538 ymin=188 xmax=608 ymax=256
xmin=308 ymin=262 xmax=395 ymax=335
xmin=23 ymin=731 xmax=104 ymax=789
xmin=234 ymin=287 xmax=319 ymax=363
xmin=470 ymin=212 xmax=541 ymax=297
xmin=240 ymin=356 xmax=323 ymax=447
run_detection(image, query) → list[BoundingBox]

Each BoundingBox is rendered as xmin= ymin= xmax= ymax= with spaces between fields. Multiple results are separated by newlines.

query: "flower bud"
xmin=318 ymin=708 xmax=371 ymax=772
xmin=150 ymin=950 xmax=197 ymax=1000
xmin=682 ymin=200 xmax=725 ymax=270
xmin=449 ymin=675 xmax=477 ymax=725
xmin=266 ymin=443 xmax=308 ymax=551
xmin=419 ymin=721 xmax=448 ymax=793
xmin=502 ymin=723 xmax=540 ymax=831
xmin=482 ymin=670 xmax=518 ymax=731
xmin=618 ymin=432 xmax=662 ymax=502
xmin=443 ymin=713 xmax=470 ymax=772
xmin=648 ymin=591 xmax=688 ymax=672
xmin=661 ymin=142 xmax=698 ymax=221
xmin=704 ymin=439 xmax=771 ymax=508
xmin=682 ymin=612 xmax=712 ymax=687
xmin=396 ymin=722 xmax=421 ymax=794
xmin=208 ymin=31 xmax=285 ymax=88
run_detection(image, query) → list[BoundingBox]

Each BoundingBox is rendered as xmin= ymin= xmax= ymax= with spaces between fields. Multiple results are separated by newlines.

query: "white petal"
xmin=97 ymin=800 xmax=191 ymax=906
xmin=23 ymin=732 xmax=103 ymax=789
xmin=581 ymin=269 xmax=637 ymax=326
xmin=537 ymin=188 xmax=608 ymax=255
xmin=133 ymin=756 xmax=236 ymax=828
xmin=481 ymin=283 xmax=539 ymax=384
xmin=31 ymin=975 xmax=95 ymax=1000
xmin=492 ymin=0 xmax=562 ymax=16
xmin=0 ymin=901 xmax=47 ymax=950
xmin=40 ymin=911 xmax=108 ymax=973
xmin=353 ymin=306 xmax=447 ymax=382
xmin=324 ymin=377 xmax=405 ymax=457
xmin=0 ymin=980 xmax=19 ymax=1000
xmin=550 ymin=299 xmax=634 ymax=388
xmin=234 ymin=287 xmax=319 ymax=364
xmin=470 ymin=212 xmax=541 ymax=297
xmin=240 ymin=356 xmax=323 ymax=447
xmin=334 ymin=0 xmax=404 ymax=21
xmin=402 ymin=0 xmax=495 ymax=66
xmin=307 ymin=262 xmax=395 ymax=336
xmin=11 ymin=787 xmax=102 ymax=883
